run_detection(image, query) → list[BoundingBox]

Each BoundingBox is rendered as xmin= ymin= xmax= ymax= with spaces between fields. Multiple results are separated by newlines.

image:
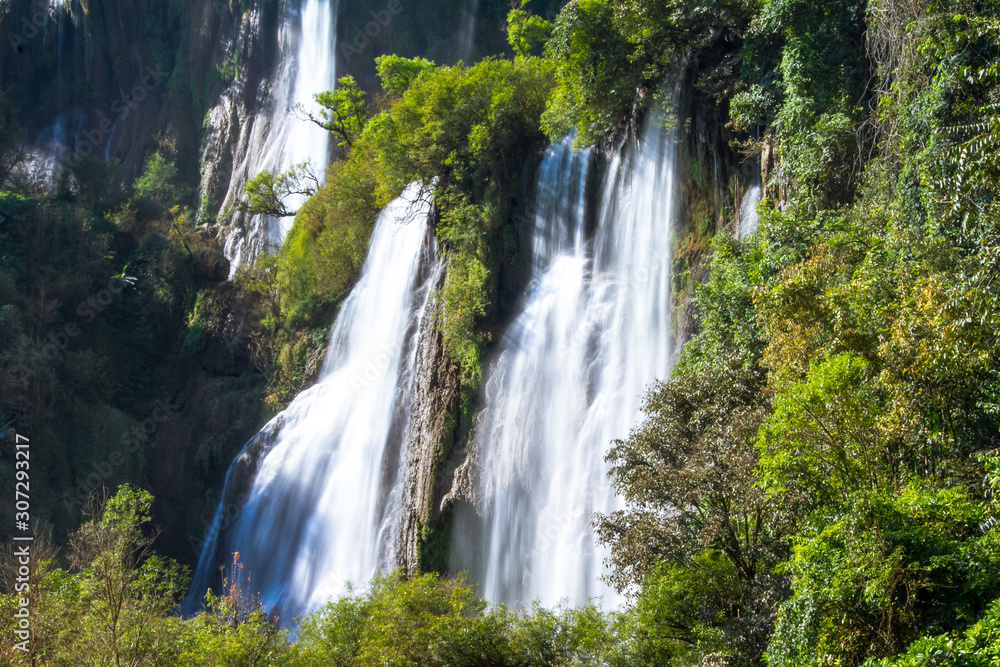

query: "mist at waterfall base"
xmin=184 ymin=184 xmax=434 ymax=620
xmin=452 ymin=112 xmax=679 ymax=609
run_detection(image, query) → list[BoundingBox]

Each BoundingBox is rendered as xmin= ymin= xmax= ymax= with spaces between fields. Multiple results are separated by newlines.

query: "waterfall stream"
xmin=457 ymin=0 xmax=481 ymax=62
xmin=190 ymin=108 xmax=680 ymax=618
xmin=186 ymin=184 xmax=435 ymax=619
xmin=453 ymin=111 xmax=679 ymax=608
xmin=739 ymin=181 xmax=762 ymax=238
xmin=212 ymin=0 xmax=339 ymax=273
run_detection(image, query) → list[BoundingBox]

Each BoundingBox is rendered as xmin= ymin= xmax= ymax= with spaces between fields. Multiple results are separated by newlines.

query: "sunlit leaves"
xmin=758 ymin=353 xmax=887 ymax=503
xmin=375 ymin=55 xmax=435 ymax=96
xmin=507 ymin=4 xmax=553 ymax=58
xmin=240 ymin=162 xmax=320 ymax=219
xmin=306 ymin=76 xmax=369 ymax=148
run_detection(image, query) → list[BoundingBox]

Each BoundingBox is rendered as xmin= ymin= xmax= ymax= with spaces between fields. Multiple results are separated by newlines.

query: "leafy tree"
xmin=302 ymin=76 xmax=369 ymax=149
xmin=542 ymin=0 xmax=754 ymax=144
xmin=870 ymin=597 xmax=1000 ymax=667
xmin=596 ymin=351 xmax=787 ymax=665
xmin=289 ymin=571 xmax=622 ymax=666
xmin=66 ymin=486 xmax=187 ymax=667
xmin=239 ymin=163 xmax=320 ymax=219
xmin=133 ymin=153 xmax=189 ymax=209
xmin=507 ymin=3 xmax=553 ymax=57
xmin=375 ymin=55 xmax=436 ymax=96
xmin=767 ymin=482 xmax=996 ymax=667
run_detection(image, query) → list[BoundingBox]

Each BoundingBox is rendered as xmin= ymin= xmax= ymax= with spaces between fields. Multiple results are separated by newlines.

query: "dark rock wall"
xmin=397 ymin=257 xmax=462 ymax=574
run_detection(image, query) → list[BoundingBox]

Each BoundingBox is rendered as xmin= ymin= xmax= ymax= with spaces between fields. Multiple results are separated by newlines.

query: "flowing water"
xmin=212 ymin=0 xmax=339 ymax=273
xmin=190 ymin=106 xmax=681 ymax=618
xmin=186 ymin=183 xmax=435 ymax=619
xmin=453 ymin=111 xmax=679 ymax=608
xmin=739 ymin=181 xmax=762 ymax=238
xmin=457 ymin=0 xmax=481 ymax=62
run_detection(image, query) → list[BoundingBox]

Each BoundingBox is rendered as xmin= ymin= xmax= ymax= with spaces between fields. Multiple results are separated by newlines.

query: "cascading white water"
xmin=454 ymin=110 xmax=678 ymax=609
xmin=19 ymin=2 xmax=79 ymax=187
xmin=215 ymin=0 xmax=338 ymax=273
xmin=739 ymin=181 xmax=762 ymax=238
xmin=457 ymin=0 xmax=480 ymax=62
xmin=186 ymin=183 xmax=434 ymax=619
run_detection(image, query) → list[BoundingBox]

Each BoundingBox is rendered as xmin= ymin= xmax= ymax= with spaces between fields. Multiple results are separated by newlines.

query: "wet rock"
xmin=397 ymin=258 xmax=463 ymax=575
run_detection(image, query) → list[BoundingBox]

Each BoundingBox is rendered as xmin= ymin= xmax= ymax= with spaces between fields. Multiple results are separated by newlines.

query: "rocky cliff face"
xmin=396 ymin=257 xmax=464 ymax=575
xmin=1 ymin=0 xmax=248 ymax=183
xmin=147 ymin=280 xmax=270 ymax=567
xmin=393 ymin=71 xmax=765 ymax=575
xmin=194 ymin=0 xmax=284 ymax=266
xmin=669 ymin=64 xmax=763 ymax=350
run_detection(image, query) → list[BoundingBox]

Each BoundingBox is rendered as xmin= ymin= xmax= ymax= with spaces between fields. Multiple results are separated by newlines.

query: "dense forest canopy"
xmin=1 ymin=0 xmax=999 ymax=664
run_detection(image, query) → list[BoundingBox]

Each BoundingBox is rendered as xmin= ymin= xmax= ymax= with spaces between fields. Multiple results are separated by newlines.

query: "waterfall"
xmin=208 ymin=0 xmax=338 ymax=274
xmin=453 ymin=110 xmax=679 ymax=608
xmin=185 ymin=183 xmax=435 ymax=619
xmin=20 ymin=1 xmax=77 ymax=187
xmin=739 ymin=181 xmax=762 ymax=238
xmin=457 ymin=0 xmax=480 ymax=62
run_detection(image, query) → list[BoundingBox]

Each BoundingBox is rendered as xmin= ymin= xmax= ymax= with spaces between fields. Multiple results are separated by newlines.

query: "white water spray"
xmin=186 ymin=184 xmax=435 ymax=619
xmin=457 ymin=0 xmax=480 ymax=62
xmin=215 ymin=0 xmax=338 ymax=273
xmin=739 ymin=181 xmax=762 ymax=239
xmin=455 ymin=110 xmax=679 ymax=608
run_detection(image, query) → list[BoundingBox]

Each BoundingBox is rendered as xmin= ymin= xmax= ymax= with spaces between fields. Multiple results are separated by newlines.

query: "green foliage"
xmin=0 ymin=488 xmax=292 ymax=666
xmin=0 ymin=486 xmax=188 ymax=666
xmin=596 ymin=350 xmax=786 ymax=665
xmin=240 ymin=163 xmax=320 ymax=219
xmin=375 ymin=55 xmax=436 ymax=96
xmin=440 ymin=241 xmax=490 ymax=386
xmin=737 ymin=5 xmax=1000 ymax=665
xmin=356 ymin=55 xmax=555 ymax=383
xmin=182 ymin=291 xmax=211 ymax=355
xmin=363 ymin=55 xmax=554 ymax=197
xmin=541 ymin=0 xmax=753 ymax=144
xmin=133 ymin=153 xmax=189 ymax=210
xmin=289 ymin=571 xmax=628 ymax=666
xmin=758 ymin=352 xmax=884 ymax=504
xmin=507 ymin=4 xmax=553 ymax=58
xmin=417 ymin=508 xmax=453 ymax=577
xmin=68 ymin=486 xmax=188 ymax=666
xmin=870 ymin=597 xmax=1000 ymax=667
xmin=541 ymin=0 xmax=641 ymax=144
xmin=768 ymin=483 xmax=996 ymax=667
xmin=216 ymin=48 xmax=239 ymax=84
xmin=242 ymin=154 xmax=380 ymax=408
xmin=290 ymin=573 xmax=486 ymax=666
xmin=0 ymin=183 xmax=221 ymax=536
xmin=250 ymin=52 xmax=554 ymax=393
xmin=308 ymin=76 xmax=369 ymax=148
xmin=628 ymin=555 xmax=740 ymax=666
xmin=777 ymin=110 xmax=858 ymax=212
xmin=561 ymin=3 xmax=1000 ymax=667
